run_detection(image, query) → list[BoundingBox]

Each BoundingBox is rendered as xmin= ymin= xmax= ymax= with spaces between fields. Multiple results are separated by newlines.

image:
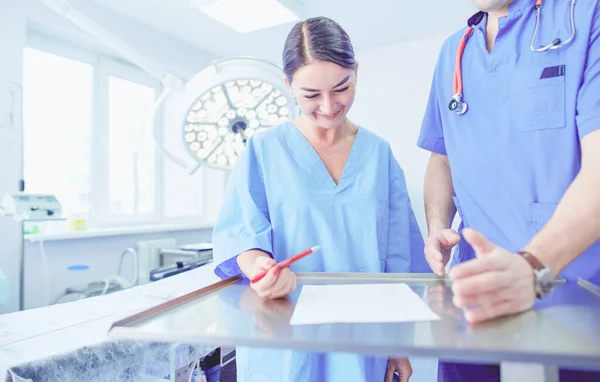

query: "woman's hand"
xmin=385 ymin=358 xmax=412 ymax=382
xmin=250 ymin=256 xmax=297 ymax=299
xmin=239 ymin=287 xmax=295 ymax=337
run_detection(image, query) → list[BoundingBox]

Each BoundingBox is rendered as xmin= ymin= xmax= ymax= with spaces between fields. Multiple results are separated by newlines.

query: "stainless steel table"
xmin=108 ymin=273 xmax=600 ymax=382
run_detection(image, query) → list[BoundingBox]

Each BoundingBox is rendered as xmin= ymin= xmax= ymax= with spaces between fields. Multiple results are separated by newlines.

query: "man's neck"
xmin=485 ymin=4 xmax=510 ymax=52
xmin=485 ymin=15 xmax=500 ymax=52
xmin=488 ymin=2 xmax=511 ymax=20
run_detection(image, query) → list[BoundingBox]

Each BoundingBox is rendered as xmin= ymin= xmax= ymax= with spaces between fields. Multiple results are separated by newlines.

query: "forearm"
xmin=523 ymin=164 xmax=600 ymax=276
xmin=424 ymin=153 xmax=457 ymax=234
xmin=236 ymin=249 xmax=271 ymax=277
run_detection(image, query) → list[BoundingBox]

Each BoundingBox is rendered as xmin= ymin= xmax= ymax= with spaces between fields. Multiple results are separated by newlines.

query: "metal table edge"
xmin=108 ymin=275 xmax=243 ymax=334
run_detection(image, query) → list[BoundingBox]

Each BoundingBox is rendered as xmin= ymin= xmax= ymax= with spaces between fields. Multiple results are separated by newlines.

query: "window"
xmin=22 ymin=35 xmax=218 ymax=229
xmin=108 ymin=76 xmax=156 ymax=216
xmin=22 ymin=42 xmax=171 ymax=228
xmin=22 ymin=47 xmax=94 ymax=218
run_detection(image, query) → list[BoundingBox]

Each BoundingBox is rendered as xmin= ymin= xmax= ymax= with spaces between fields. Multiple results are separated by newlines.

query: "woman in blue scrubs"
xmin=419 ymin=0 xmax=600 ymax=381
xmin=212 ymin=16 xmax=428 ymax=382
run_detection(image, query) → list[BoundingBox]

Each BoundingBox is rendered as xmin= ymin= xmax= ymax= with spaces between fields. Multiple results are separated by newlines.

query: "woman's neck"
xmin=295 ymin=114 xmax=357 ymax=145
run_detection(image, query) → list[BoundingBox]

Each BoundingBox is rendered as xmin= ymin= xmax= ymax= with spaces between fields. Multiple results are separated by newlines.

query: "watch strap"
xmin=518 ymin=251 xmax=544 ymax=271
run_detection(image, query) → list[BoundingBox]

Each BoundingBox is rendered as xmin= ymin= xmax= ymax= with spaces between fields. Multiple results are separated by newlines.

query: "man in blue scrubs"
xmin=419 ymin=0 xmax=600 ymax=380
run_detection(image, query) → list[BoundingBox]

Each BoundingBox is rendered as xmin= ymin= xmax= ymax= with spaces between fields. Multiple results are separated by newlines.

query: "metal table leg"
xmin=170 ymin=342 xmax=195 ymax=382
xmin=501 ymin=362 xmax=558 ymax=382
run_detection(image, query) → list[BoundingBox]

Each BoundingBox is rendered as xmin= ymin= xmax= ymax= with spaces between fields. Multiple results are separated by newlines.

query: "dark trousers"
xmin=438 ymin=362 xmax=600 ymax=382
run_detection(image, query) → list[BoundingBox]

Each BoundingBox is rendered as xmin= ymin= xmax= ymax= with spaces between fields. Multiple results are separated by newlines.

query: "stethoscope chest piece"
xmin=449 ymin=94 xmax=468 ymax=115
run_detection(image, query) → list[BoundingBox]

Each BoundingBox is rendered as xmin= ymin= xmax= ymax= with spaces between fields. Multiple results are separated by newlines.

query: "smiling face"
xmin=286 ymin=60 xmax=358 ymax=130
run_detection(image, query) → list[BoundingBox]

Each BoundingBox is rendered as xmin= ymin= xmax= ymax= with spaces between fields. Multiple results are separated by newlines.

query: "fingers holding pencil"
xmin=251 ymin=246 xmax=321 ymax=284
xmin=249 ymin=245 xmax=320 ymax=299
xmin=250 ymin=257 xmax=295 ymax=299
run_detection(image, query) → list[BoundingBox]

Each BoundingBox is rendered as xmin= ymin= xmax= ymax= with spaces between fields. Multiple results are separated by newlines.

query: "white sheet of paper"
xmin=290 ymin=283 xmax=440 ymax=325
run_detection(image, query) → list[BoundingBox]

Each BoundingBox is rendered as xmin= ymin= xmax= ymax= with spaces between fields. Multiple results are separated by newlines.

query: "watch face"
xmin=536 ymin=268 xmax=555 ymax=295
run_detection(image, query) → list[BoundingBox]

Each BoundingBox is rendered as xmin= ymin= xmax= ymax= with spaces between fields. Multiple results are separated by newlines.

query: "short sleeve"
xmin=417 ymin=50 xmax=447 ymax=155
xmin=212 ymin=136 xmax=273 ymax=279
xmin=386 ymin=151 xmax=429 ymax=273
xmin=576 ymin=1 xmax=600 ymax=139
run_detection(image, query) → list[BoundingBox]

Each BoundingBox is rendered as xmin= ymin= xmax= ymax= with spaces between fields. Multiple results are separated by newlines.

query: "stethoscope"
xmin=449 ymin=0 xmax=577 ymax=115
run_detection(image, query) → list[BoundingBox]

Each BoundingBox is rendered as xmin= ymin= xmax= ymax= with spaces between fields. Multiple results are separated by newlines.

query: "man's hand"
xmin=449 ymin=228 xmax=536 ymax=324
xmin=426 ymin=283 xmax=463 ymax=319
xmin=425 ymin=229 xmax=461 ymax=276
xmin=250 ymin=256 xmax=297 ymax=299
xmin=385 ymin=358 xmax=412 ymax=382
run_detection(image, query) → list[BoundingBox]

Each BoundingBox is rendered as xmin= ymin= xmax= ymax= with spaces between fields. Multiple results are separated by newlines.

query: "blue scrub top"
xmin=213 ymin=121 xmax=428 ymax=279
xmin=212 ymin=122 xmax=428 ymax=382
xmin=418 ymin=0 xmax=600 ymax=284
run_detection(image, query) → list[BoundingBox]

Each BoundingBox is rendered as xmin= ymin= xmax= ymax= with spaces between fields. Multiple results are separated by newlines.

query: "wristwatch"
xmin=518 ymin=251 xmax=555 ymax=298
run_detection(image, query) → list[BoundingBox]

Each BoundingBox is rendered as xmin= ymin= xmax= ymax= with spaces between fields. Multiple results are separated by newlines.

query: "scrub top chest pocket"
xmin=512 ymin=64 xmax=566 ymax=132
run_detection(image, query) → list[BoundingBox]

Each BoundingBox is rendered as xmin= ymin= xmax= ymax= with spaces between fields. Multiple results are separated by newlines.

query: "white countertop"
xmin=0 ymin=263 xmax=220 ymax=382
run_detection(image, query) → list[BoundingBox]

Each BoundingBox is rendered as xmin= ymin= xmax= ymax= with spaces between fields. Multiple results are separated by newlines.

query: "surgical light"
xmin=166 ymin=57 xmax=297 ymax=172
xmin=182 ymin=78 xmax=289 ymax=168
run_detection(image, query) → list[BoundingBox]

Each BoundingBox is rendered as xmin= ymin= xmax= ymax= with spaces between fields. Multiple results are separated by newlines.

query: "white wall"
xmin=0 ymin=0 xmax=27 ymax=314
xmin=349 ymin=32 xmax=450 ymax=237
xmin=0 ymin=0 xmax=219 ymax=313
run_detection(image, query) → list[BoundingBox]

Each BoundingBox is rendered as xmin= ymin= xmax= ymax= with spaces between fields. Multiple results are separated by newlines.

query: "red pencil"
xmin=251 ymin=245 xmax=321 ymax=284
